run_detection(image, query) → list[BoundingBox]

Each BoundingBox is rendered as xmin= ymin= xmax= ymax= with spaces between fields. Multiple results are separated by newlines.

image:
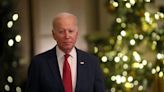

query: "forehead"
xmin=53 ymin=14 xmax=77 ymax=24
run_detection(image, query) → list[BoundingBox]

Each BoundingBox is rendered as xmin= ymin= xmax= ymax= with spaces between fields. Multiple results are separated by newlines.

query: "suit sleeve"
xmin=26 ymin=58 xmax=40 ymax=92
xmin=94 ymin=57 xmax=106 ymax=92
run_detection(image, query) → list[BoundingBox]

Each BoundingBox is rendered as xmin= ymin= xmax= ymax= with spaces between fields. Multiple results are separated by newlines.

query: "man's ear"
xmin=52 ymin=30 xmax=56 ymax=40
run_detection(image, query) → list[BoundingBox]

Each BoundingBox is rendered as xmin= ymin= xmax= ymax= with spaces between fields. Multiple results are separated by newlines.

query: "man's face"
xmin=52 ymin=16 xmax=78 ymax=53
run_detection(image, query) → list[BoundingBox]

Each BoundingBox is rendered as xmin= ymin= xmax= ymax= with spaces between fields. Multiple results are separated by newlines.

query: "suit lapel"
xmin=47 ymin=47 xmax=65 ymax=92
xmin=75 ymin=49 xmax=87 ymax=92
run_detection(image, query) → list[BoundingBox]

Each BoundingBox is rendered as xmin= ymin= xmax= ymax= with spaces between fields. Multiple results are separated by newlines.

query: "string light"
xmin=134 ymin=80 xmax=139 ymax=85
xmin=130 ymin=0 xmax=136 ymax=5
xmin=15 ymin=35 xmax=21 ymax=42
xmin=145 ymin=0 xmax=151 ymax=3
xmin=139 ymin=34 xmax=144 ymax=40
xmin=7 ymin=21 xmax=13 ymax=28
xmin=154 ymin=13 xmax=160 ymax=20
xmin=116 ymin=75 xmax=122 ymax=84
xmin=128 ymin=76 xmax=133 ymax=82
xmin=138 ymin=85 xmax=144 ymax=91
xmin=157 ymin=53 xmax=164 ymax=60
xmin=142 ymin=60 xmax=147 ymax=66
xmin=111 ymin=87 xmax=116 ymax=92
xmin=117 ymin=35 xmax=122 ymax=40
xmin=12 ymin=13 xmax=19 ymax=21
xmin=112 ymin=1 xmax=118 ymax=7
xmin=116 ymin=18 xmax=122 ymax=23
xmin=7 ymin=76 xmax=13 ymax=83
xmin=4 ymin=84 xmax=10 ymax=91
xmin=132 ymin=62 xmax=140 ymax=68
xmin=123 ymin=64 xmax=129 ymax=69
xmin=111 ymin=76 xmax=116 ymax=81
xmin=16 ymin=86 xmax=22 ymax=92
xmin=151 ymin=68 xmax=156 ymax=74
xmin=94 ymin=46 xmax=98 ymax=53
xmin=134 ymin=34 xmax=139 ymax=39
xmin=121 ymin=23 xmax=126 ymax=28
xmin=120 ymin=30 xmax=126 ymax=37
xmin=159 ymin=72 xmax=163 ymax=78
xmin=156 ymin=66 xmax=160 ymax=72
xmin=130 ymin=39 xmax=135 ymax=45
xmin=103 ymin=67 xmax=109 ymax=74
xmin=122 ymin=71 xmax=128 ymax=76
xmin=114 ymin=56 xmax=120 ymax=63
xmin=122 ymin=55 xmax=128 ymax=62
xmin=101 ymin=56 xmax=108 ymax=62
xmin=125 ymin=3 xmax=131 ymax=8
xmin=133 ymin=51 xmax=141 ymax=62
xmin=8 ymin=39 xmax=14 ymax=47
xmin=125 ymin=82 xmax=133 ymax=88
xmin=121 ymin=76 xmax=126 ymax=83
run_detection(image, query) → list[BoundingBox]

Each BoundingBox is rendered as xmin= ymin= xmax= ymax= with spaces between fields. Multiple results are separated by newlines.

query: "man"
xmin=26 ymin=12 xmax=105 ymax=92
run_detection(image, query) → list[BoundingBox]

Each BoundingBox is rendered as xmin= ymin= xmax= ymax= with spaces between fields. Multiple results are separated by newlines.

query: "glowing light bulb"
xmin=15 ymin=35 xmax=21 ymax=42
xmin=142 ymin=60 xmax=147 ymax=66
xmin=116 ymin=18 xmax=122 ymax=23
xmin=130 ymin=0 xmax=136 ymax=5
xmin=121 ymin=23 xmax=126 ymax=28
xmin=111 ymin=76 xmax=116 ymax=81
xmin=8 ymin=39 xmax=14 ymax=47
xmin=130 ymin=39 xmax=135 ymax=45
xmin=154 ymin=13 xmax=160 ymax=20
xmin=116 ymin=75 xmax=122 ymax=84
xmin=103 ymin=67 xmax=109 ymax=74
xmin=133 ymin=51 xmax=141 ymax=62
xmin=123 ymin=64 xmax=128 ymax=69
xmin=12 ymin=13 xmax=19 ymax=21
xmin=122 ymin=71 xmax=128 ymax=76
xmin=145 ymin=0 xmax=151 ymax=3
xmin=117 ymin=35 xmax=122 ymax=40
xmin=113 ymin=2 xmax=118 ymax=7
xmin=156 ymin=66 xmax=160 ymax=72
xmin=16 ymin=86 xmax=22 ymax=92
xmin=111 ymin=87 xmax=116 ymax=92
xmin=138 ymin=85 xmax=143 ymax=91
xmin=125 ymin=82 xmax=133 ymax=88
xmin=121 ymin=30 xmax=126 ymax=37
xmin=121 ymin=76 xmax=126 ymax=83
xmin=159 ymin=71 xmax=163 ymax=78
xmin=134 ymin=80 xmax=139 ymax=85
xmin=4 ymin=84 xmax=10 ymax=91
xmin=7 ymin=76 xmax=13 ymax=83
xmin=122 ymin=55 xmax=128 ymax=62
xmin=114 ymin=56 xmax=120 ymax=63
xmin=7 ymin=21 xmax=13 ymax=28
xmin=101 ymin=56 xmax=108 ymax=62
xmin=152 ymin=68 xmax=156 ymax=74
xmin=134 ymin=34 xmax=139 ymax=39
xmin=125 ymin=3 xmax=131 ymax=8
xmin=128 ymin=76 xmax=133 ymax=82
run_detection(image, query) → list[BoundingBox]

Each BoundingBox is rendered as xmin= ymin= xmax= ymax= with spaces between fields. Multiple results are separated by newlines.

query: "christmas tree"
xmin=0 ymin=0 xmax=23 ymax=92
xmin=87 ymin=0 xmax=164 ymax=92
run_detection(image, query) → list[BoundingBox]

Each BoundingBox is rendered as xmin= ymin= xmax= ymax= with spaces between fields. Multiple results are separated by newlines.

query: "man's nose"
xmin=64 ymin=31 xmax=69 ymax=38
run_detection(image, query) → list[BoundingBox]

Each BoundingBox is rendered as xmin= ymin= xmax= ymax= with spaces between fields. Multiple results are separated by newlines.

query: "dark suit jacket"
xmin=26 ymin=47 xmax=105 ymax=92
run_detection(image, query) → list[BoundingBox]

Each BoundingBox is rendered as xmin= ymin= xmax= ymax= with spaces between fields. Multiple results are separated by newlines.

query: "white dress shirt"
xmin=56 ymin=46 xmax=77 ymax=92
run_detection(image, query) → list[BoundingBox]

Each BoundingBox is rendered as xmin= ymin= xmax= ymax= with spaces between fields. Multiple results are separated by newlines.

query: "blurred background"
xmin=0 ymin=0 xmax=163 ymax=92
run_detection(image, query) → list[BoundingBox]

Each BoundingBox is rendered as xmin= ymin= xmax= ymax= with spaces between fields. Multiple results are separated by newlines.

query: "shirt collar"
xmin=56 ymin=46 xmax=76 ymax=59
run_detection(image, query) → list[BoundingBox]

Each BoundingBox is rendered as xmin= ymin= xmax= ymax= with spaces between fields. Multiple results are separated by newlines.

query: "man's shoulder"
xmin=76 ymin=48 xmax=98 ymax=59
xmin=33 ymin=47 xmax=56 ymax=60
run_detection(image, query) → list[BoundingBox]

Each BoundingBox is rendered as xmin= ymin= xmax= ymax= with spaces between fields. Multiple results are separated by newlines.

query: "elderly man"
xmin=26 ymin=12 xmax=105 ymax=92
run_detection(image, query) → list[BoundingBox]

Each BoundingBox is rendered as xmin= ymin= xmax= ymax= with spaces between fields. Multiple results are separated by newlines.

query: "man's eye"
xmin=58 ymin=30 xmax=64 ymax=33
xmin=69 ymin=30 xmax=74 ymax=33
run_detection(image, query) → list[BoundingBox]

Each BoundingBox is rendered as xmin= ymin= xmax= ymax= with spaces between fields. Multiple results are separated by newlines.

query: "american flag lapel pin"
xmin=80 ymin=61 xmax=85 ymax=65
